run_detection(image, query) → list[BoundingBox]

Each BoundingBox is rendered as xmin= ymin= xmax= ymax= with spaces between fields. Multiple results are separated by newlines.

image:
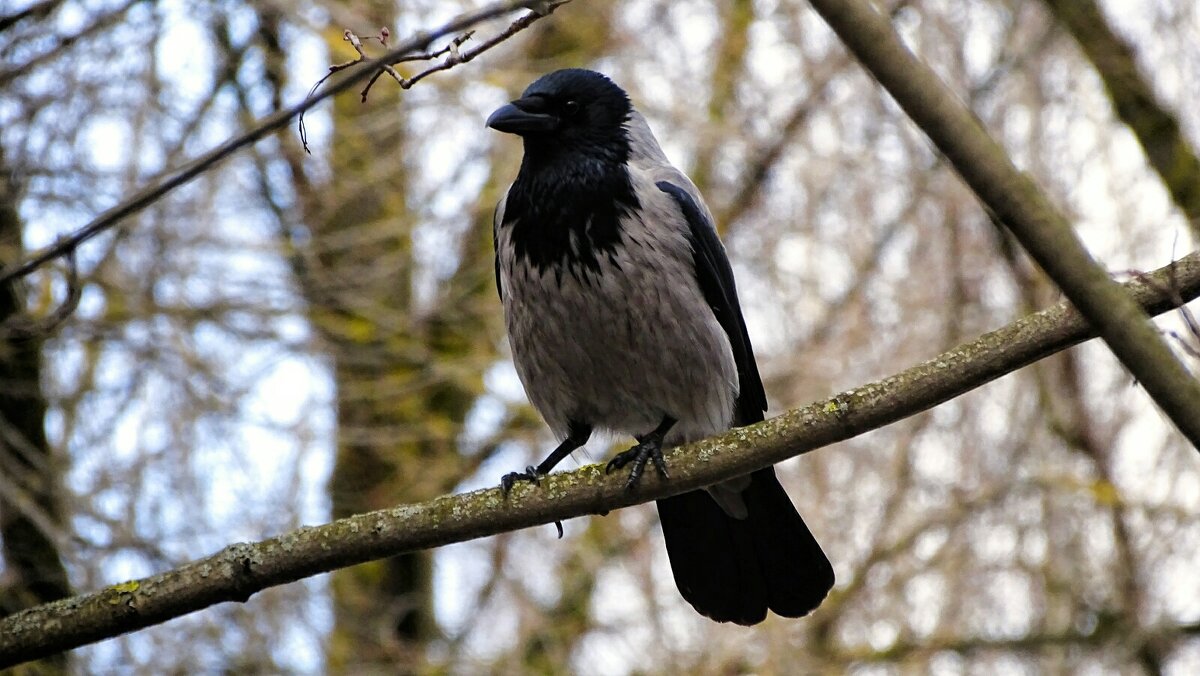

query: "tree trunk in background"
xmin=311 ymin=31 xmax=436 ymax=675
xmin=274 ymin=5 xmax=496 ymax=671
xmin=0 ymin=150 xmax=71 ymax=675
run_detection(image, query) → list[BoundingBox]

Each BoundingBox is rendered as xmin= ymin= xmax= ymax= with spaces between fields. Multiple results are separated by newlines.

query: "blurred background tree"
xmin=1 ymin=0 xmax=1198 ymax=673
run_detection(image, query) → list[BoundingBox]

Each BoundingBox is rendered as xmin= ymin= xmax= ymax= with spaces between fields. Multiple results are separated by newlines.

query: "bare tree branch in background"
xmin=1042 ymin=0 xmax=1200 ymax=238
xmin=0 ymin=0 xmax=561 ymax=288
xmin=807 ymin=0 xmax=1200 ymax=449
xmin=0 ymin=0 xmax=139 ymax=90
xmin=0 ymin=0 xmax=62 ymax=33
xmin=1 ymin=251 xmax=1197 ymax=668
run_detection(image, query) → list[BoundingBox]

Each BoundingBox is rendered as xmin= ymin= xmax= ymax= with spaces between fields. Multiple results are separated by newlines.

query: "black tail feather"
xmin=655 ymin=467 xmax=834 ymax=625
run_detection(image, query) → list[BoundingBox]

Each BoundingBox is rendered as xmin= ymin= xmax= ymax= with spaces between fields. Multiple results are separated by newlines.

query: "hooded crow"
xmin=487 ymin=68 xmax=834 ymax=625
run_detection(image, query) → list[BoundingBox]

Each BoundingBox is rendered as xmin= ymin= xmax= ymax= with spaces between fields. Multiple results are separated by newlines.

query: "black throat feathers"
xmin=500 ymin=143 xmax=641 ymax=276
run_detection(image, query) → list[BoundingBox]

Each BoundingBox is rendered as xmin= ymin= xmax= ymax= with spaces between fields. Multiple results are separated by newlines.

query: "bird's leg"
xmin=501 ymin=421 xmax=592 ymax=495
xmin=606 ymin=415 xmax=677 ymax=491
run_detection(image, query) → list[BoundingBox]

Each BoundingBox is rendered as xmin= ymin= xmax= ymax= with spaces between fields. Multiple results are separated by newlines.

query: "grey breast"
xmin=496 ymin=173 xmax=738 ymax=443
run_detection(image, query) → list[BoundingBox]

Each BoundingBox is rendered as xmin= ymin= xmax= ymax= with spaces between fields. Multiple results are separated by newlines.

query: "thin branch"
xmin=0 ymin=0 xmax=556 ymax=287
xmin=298 ymin=27 xmax=474 ymax=147
xmin=1122 ymin=264 xmax=1200 ymax=359
xmin=357 ymin=29 xmax=475 ymax=101
xmin=299 ymin=0 xmax=570 ymax=149
xmin=387 ymin=0 xmax=571 ymax=91
xmin=0 ymin=247 xmax=80 ymax=339
xmin=806 ymin=0 xmax=1200 ymax=450
xmin=2 ymin=251 xmax=1198 ymax=667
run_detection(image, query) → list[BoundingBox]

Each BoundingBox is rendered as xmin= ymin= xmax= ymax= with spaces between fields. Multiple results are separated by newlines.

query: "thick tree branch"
xmin=1042 ymin=0 xmax=1200 ymax=236
xmin=0 ymin=0 xmax=557 ymax=287
xmin=806 ymin=0 xmax=1200 ymax=448
xmin=1 ymin=252 xmax=1197 ymax=668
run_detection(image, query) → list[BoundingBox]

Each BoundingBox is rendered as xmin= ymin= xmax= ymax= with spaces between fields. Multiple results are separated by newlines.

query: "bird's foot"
xmin=606 ymin=438 xmax=670 ymax=491
xmin=500 ymin=466 xmax=564 ymax=537
xmin=500 ymin=465 xmax=543 ymax=495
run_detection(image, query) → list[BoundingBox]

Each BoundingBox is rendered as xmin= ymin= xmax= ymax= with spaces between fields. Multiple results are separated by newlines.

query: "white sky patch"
xmin=52 ymin=0 xmax=88 ymax=32
xmin=576 ymin=563 xmax=657 ymax=676
xmin=746 ymin=13 xmax=802 ymax=91
xmin=961 ymin=9 xmax=1002 ymax=81
xmin=80 ymin=115 xmax=132 ymax=172
xmin=432 ymin=539 xmax=493 ymax=634
xmin=905 ymin=571 xmax=945 ymax=638
xmin=154 ymin=0 xmax=216 ymax=105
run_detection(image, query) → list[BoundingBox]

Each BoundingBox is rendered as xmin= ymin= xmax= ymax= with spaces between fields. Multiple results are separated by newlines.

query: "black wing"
xmin=656 ymin=181 xmax=767 ymax=424
xmin=493 ymin=197 xmax=505 ymax=302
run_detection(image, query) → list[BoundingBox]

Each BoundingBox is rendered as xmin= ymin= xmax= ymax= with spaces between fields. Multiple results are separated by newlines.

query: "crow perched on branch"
xmin=487 ymin=68 xmax=834 ymax=625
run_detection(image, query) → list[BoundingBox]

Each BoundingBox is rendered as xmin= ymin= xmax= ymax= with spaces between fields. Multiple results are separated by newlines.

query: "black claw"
xmin=651 ymin=452 xmax=670 ymax=480
xmin=500 ymin=465 xmax=542 ymax=495
xmin=554 ymin=520 xmax=564 ymax=539
xmin=606 ymin=438 xmax=669 ymax=491
xmin=604 ymin=454 xmax=628 ymax=474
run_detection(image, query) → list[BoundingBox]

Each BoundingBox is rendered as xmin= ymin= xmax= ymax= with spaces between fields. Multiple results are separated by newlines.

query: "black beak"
xmin=486 ymin=97 xmax=558 ymax=135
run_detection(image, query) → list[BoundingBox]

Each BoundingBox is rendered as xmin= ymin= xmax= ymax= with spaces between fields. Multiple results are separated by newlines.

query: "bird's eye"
xmin=563 ymin=100 xmax=581 ymax=117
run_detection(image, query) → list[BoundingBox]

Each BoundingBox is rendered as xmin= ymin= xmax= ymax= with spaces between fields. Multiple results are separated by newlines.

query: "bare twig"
xmin=308 ymin=0 xmax=571 ymax=115
xmin=1164 ymin=330 xmax=1200 ymax=360
xmin=296 ymin=27 xmax=414 ymax=149
xmin=1122 ymin=263 xmax=1200 ymax=359
xmin=355 ymin=30 xmax=473 ymax=104
xmin=0 ymin=0 xmax=556 ymax=287
xmin=300 ymin=0 xmax=570 ymax=149
xmin=395 ymin=3 xmax=568 ymax=89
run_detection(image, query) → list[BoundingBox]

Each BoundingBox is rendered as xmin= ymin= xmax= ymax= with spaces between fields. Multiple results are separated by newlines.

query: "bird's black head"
xmin=487 ymin=69 xmax=632 ymax=162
